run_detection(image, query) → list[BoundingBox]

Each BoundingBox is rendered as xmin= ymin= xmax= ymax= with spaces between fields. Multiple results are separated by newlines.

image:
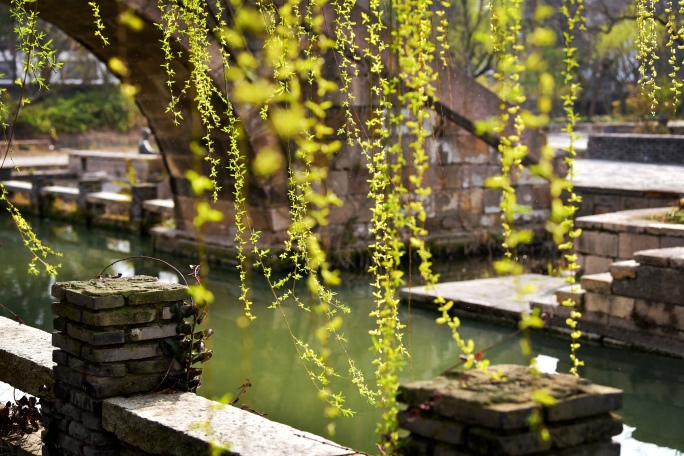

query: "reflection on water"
xmin=1 ymin=215 xmax=683 ymax=455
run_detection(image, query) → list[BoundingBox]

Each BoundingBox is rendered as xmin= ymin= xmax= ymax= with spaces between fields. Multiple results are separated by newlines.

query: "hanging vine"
xmin=557 ymin=0 xmax=585 ymax=376
xmin=1 ymin=0 xmax=63 ymax=276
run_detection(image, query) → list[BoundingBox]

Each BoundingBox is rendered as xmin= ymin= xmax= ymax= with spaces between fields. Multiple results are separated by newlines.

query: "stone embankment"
xmin=0 ymin=276 xmax=626 ymax=456
xmin=549 ymin=247 xmax=684 ymax=358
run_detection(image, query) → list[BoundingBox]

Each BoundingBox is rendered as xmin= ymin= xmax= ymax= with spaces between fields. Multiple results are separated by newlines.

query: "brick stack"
xmin=398 ymin=364 xmax=623 ymax=456
xmin=48 ymin=275 xmax=188 ymax=455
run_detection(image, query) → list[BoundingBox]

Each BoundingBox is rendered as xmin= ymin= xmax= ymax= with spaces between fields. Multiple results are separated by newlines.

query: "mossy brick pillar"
xmin=48 ymin=276 xmax=188 ymax=456
xmin=398 ymin=364 xmax=623 ymax=456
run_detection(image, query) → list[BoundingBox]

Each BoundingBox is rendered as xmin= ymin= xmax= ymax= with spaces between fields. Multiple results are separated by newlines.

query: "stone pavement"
xmin=574 ymin=159 xmax=684 ymax=193
xmin=400 ymin=274 xmax=566 ymax=321
xmin=0 ymin=154 xmax=68 ymax=170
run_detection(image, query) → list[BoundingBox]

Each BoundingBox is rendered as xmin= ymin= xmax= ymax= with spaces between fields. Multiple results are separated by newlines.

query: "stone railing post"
xmin=130 ymin=183 xmax=158 ymax=223
xmin=31 ymin=175 xmax=49 ymax=215
xmin=48 ymin=276 xmax=188 ymax=455
xmin=0 ymin=167 xmax=12 ymax=180
xmin=77 ymin=178 xmax=103 ymax=211
xmin=398 ymin=364 xmax=623 ymax=456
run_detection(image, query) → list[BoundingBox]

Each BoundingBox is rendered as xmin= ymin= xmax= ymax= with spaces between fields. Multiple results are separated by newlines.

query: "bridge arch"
xmin=1 ymin=0 xmax=545 ymax=257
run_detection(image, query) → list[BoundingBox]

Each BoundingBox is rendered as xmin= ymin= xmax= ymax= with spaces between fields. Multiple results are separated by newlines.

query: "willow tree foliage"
xmin=2 ymin=0 xmax=680 ymax=453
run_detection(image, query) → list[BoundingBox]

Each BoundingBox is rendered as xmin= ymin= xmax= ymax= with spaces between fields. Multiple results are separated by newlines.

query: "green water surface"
xmin=1 ymin=216 xmax=682 ymax=455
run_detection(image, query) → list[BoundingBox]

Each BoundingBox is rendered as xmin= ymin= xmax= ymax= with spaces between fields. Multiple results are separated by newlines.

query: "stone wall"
xmin=575 ymin=187 xmax=680 ymax=218
xmin=68 ymin=151 xmax=165 ymax=183
xmin=587 ymin=133 xmax=684 ymax=164
xmin=152 ymin=124 xmax=551 ymax=266
xmin=576 ymin=207 xmax=684 ymax=274
xmin=398 ymin=364 xmax=623 ymax=456
xmin=538 ymin=248 xmax=684 ymax=359
xmin=0 ymin=277 xmax=633 ymax=456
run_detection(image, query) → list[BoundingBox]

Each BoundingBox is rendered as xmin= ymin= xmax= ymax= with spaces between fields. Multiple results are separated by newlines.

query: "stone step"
xmin=580 ymin=272 xmax=613 ymax=294
xmin=1 ymin=180 xmax=32 ymax=192
xmin=609 ymin=260 xmax=638 ymax=280
xmin=43 ymin=185 xmax=79 ymax=200
xmin=142 ymin=198 xmax=174 ymax=214
xmin=86 ymin=191 xmax=132 ymax=205
xmin=556 ymin=285 xmax=586 ymax=306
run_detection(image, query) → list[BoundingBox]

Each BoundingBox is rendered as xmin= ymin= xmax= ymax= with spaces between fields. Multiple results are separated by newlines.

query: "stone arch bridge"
xmin=0 ymin=0 xmax=547 ymax=262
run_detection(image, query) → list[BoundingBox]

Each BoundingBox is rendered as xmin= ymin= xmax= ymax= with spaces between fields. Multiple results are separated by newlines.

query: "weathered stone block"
xmin=81 ymin=342 xmax=163 ymax=363
xmin=82 ymin=374 xmax=166 ymax=398
xmin=53 ymin=349 xmax=68 ymax=366
xmin=128 ymin=324 xmax=178 ymax=342
xmin=660 ymin=236 xmax=684 ymax=249
xmin=56 ymin=431 xmax=83 ymax=455
xmin=468 ymin=426 xmax=552 ymax=455
xmin=54 ymin=316 xmax=68 ymax=332
xmin=580 ymin=273 xmax=612 ymax=294
xmin=399 ymin=365 xmax=622 ymax=433
xmin=82 ymin=308 xmax=157 ymax=327
xmin=69 ymin=389 xmax=102 ymax=414
xmin=129 ymin=290 xmax=187 ymax=305
xmin=556 ymin=286 xmax=585 ymax=307
xmin=69 ymin=420 xmax=118 ymax=446
xmin=68 ymin=356 xmax=126 ymax=377
xmin=67 ymin=323 xmax=125 ymax=346
xmin=54 ymin=276 xmax=188 ymax=304
xmin=55 ymin=400 xmax=83 ymax=422
xmin=52 ymin=302 xmax=82 ymax=322
xmin=127 ymin=357 xmax=183 ymax=375
xmin=483 ymin=188 xmax=502 ymax=214
xmin=618 ymin=233 xmax=659 ymax=259
xmin=549 ymin=413 xmax=622 ymax=449
xmin=634 ymin=248 xmax=683 ymax=267
xmin=584 ymin=256 xmax=614 ymax=275
xmin=633 ymin=299 xmax=677 ymax=329
xmin=546 ymin=384 xmax=623 ymax=422
xmin=610 ymin=260 xmax=638 ymax=280
xmin=612 ymin=265 xmax=684 ymax=306
xmin=608 ymin=296 xmax=635 ymax=319
xmin=64 ymin=289 xmax=125 ymax=310
xmin=585 ymin=293 xmax=610 ymax=314
xmin=576 ymin=231 xmax=618 ymax=257
xmin=52 ymin=333 xmax=82 ymax=357
xmin=397 ymin=409 xmax=465 ymax=445
xmin=81 ymin=410 xmax=104 ymax=430
xmin=54 ymin=364 xmax=85 ymax=389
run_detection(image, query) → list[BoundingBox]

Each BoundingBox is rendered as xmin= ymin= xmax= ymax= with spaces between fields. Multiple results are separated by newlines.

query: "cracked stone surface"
xmin=104 ymin=393 xmax=364 ymax=456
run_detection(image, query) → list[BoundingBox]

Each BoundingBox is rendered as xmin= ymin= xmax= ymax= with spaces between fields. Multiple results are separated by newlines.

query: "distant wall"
xmin=587 ymin=133 xmax=684 ymax=164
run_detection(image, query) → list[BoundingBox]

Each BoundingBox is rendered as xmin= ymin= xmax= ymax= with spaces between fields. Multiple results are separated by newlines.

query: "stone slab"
xmin=103 ymin=393 xmax=364 ymax=456
xmin=397 ymin=409 xmax=465 ymax=445
xmin=400 ymin=274 xmax=566 ymax=320
xmin=0 ymin=316 xmax=55 ymax=397
xmin=399 ymin=365 xmax=622 ymax=431
xmin=634 ymin=246 xmax=684 ymax=268
xmin=53 ymin=276 xmax=188 ymax=304
xmin=81 ymin=342 xmax=163 ymax=363
xmin=81 ymin=307 xmax=157 ymax=327
xmin=580 ymin=273 xmax=612 ymax=294
xmin=610 ymin=260 xmax=638 ymax=280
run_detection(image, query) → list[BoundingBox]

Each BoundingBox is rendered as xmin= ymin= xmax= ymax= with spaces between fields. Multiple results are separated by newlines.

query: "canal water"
xmin=1 ymin=215 xmax=683 ymax=455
